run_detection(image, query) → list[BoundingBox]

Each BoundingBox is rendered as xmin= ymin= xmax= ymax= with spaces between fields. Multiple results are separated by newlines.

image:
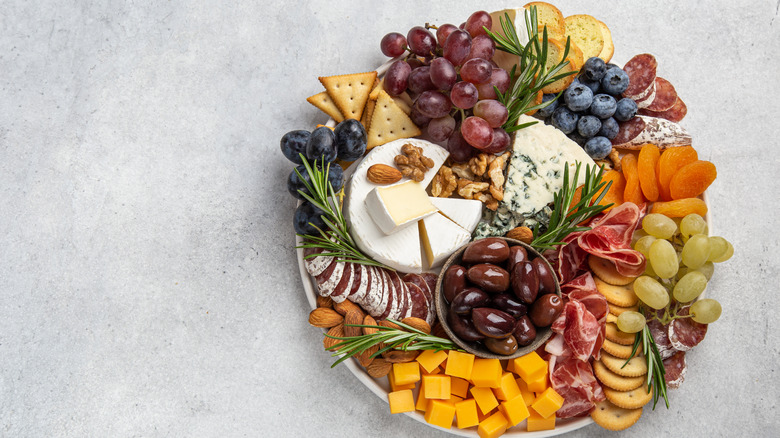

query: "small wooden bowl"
xmin=435 ymin=237 xmax=562 ymax=360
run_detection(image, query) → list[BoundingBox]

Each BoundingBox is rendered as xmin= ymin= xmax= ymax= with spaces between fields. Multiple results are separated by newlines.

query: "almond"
xmin=344 ymin=309 xmax=365 ymax=337
xmin=366 ymin=358 xmax=392 ymax=378
xmin=363 ymin=315 xmax=379 ymax=336
xmin=358 ymin=344 xmax=378 ymax=368
xmin=323 ymin=324 xmax=345 ymax=351
xmin=316 ymin=295 xmax=333 ymax=309
xmin=401 ymin=317 xmax=431 ymax=334
xmin=367 ymin=163 xmax=403 ymax=185
xmin=377 ymin=320 xmax=401 ymax=330
xmin=309 ymin=308 xmax=344 ymax=328
xmin=334 ymin=299 xmax=361 ymax=316
xmin=382 ymin=350 xmax=419 ymax=363
xmin=506 ymin=226 xmax=534 ymax=244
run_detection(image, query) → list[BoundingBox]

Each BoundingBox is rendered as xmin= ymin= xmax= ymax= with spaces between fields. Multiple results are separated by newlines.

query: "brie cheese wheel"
xmin=419 ymin=212 xmax=472 ymax=269
xmin=345 ymin=138 xmax=449 ymax=273
xmin=429 ymin=197 xmax=483 ymax=233
xmin=365 ymin=181 xmax=438 ymax=235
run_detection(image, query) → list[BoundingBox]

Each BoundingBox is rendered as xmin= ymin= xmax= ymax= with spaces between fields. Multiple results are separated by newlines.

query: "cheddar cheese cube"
xmin=445 ymin=350 xmax=475 ymax=380
xmin=417 ymin=349 xmax=448 ymax=374
xmin=450 ymin=377 xmax=470 ymax=398
xmin=493 ymin=372 xmax=521 ymax=401
xmin=477 ymin=411 xmax=508 ymax=438
xmin=388 ymin=370 xmax=415 ymax=392
xmin=526 ymin=409 xmax=556 ymax=432
xmin=416 ymin=380 xmax=428 ymax=412
xmin=455 ymin=398 xmax=480 ymax=429
xmin=515 ymin=378 xmax=536 ymax=406
xmin=424 ymin=399 xmax=456 ymax=429
xmin=512 ymin=352 xmax=547 ymax=382
xmin=388 ymin=389 xmax=415 ymax=414
xmin=470 ymin=386 xmax=499 ymax=415
xmin=499 ymin=393 xmax=530 ymax=426
xmin=531 ymin=387 xmax=564 ymax=419
xmin=392 ymin=362 xmax=421 ymax=387
xmin=423 ymin=374 xmax=451 ymax=400
xmin=526 ymin=370 xmax=549 ymax=393
xmin=470 ymin=358 xmax=503 ymax=388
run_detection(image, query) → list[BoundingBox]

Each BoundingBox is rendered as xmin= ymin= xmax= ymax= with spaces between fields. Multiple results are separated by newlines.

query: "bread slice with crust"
xmin=564 ymin=14 xmax=605 ymax=61
xmin=596 ymin=19 xmax=614 ymax=62
xmin=523 ymin=2 xmax=566 ymax=39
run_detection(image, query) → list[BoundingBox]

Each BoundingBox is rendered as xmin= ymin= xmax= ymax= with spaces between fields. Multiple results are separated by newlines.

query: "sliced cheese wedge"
xmin=419 ymin=212 xmax=471 ymax=269
xmin=366 ymin=181 xmax=437 ymax=235
xmin=429 ymin=197 xmax=483 ymax=233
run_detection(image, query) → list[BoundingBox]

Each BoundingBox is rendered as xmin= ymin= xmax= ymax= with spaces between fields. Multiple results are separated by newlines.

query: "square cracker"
xmin=319 ymin=71 xmax=377 ymax=121
xmin=306 ymin=91 xmax=344 ymax=122
xmin=366 ymin=90 xmax=421 ymax=150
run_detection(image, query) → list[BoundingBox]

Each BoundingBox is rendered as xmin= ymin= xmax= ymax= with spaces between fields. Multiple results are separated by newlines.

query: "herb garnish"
xmin=625 ymin=324 xmax=670 ymax=409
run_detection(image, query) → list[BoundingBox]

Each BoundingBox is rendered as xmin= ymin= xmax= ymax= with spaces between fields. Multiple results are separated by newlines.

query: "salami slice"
xmin=645 ymin=77 xmax=677 ymax=112
xmin=346 ymin=263 xmax=364 ymax=300
xmin=668 ymin=306 xmax=708 ymax=351
xmin=639 ymin=96 xmax=687 ymax=123
xmin=303 ymin=247 xmax=334 ymax=277
xmin=377 ymin=269 xmax=397 ymax=320
xmin=664 ymin=350 xmax=687 ymax=389
xmin=647 ymin=318 xmax=675 ymax=360
xmin=315 ymin=260 xmax=344 ymax=297
xmin=405 ymin=281 xmax=429 ymax=320
xmin=634 ymin=83 xmax=657 ymax=109
xmin=419 ymin=273 xmax=438 ymax=326
xmin=623 ymin=54 xmax=658 ymax=99
xmin=361 ymin=266 xmax=384 ymax=315
xmin=350 ymin=264 xmax=370 ymax=306
xmin=329 ymin=262 xmax=354 ymax=303
xmin=613 ymin=116 xmax=692 ymax=150
xmin=611 ymin=117 xmax=646 ymax=146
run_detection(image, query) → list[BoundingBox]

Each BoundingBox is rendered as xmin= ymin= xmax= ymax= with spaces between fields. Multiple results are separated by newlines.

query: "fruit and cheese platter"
xmin=283 ymin=3 xmax=733 ymax=436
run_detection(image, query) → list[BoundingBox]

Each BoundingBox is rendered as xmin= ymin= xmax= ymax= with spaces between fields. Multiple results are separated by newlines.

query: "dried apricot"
xmin=669 ymin=160 xmax=717 ymax=199
xmin=600 ymin=169 xmax=625 ymax=212
xmin=620 ymin=153 xmax=645 ymax=206
xmin=656 ymin=146 xmax=698 ymax=201
xmin=637 ymin=143 xmax=661 ymax=201
xmin=650 ymin=198 xmax=708 ymax=218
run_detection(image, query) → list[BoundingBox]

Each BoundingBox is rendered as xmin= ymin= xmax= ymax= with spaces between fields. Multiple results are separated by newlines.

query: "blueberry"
xmin=536 ymin=94 xmax=559 ymax=119
xmin=294 ymin=201 xmax=327 ymax=235
xmin=551 ymin=106 xmax=579 ymax=134
xmin=598 ymin=117 xmax=619 ymax=140
xmin=334 ymin=119 xmax=367 ymax=161
xmin=306 ymin=126 xmax=337 ymax=162
xmin=577 ymin=115 xmax=602 ymax=138
xmin=600 ymin=68 xmax=630 ymax=96
xmin=568 ymin=131 xmax=588 ymax=146
xmin=287 ymin=165 xmax=311 ymax=200
xmin=324 ymin=161 xmax=344 ymax=192
xmin=590 ymin=94 xmax=617 ymax=119
xmin=605 ymin=63 xmax=619 ymax=71
xmin=614 ymin=98 xmax=638 ymax=122
xmin=280 ymin=130 xmax=310 ymax=164
xmin=584 ymin=136 xmax=613 ymax=160
xmin=578 ymin=75 xmax=601 ymax=94
xmin=564 ymin=83 xmax=593 ymax=112
xmin=582 ymin=57 xmax=607 ymax=82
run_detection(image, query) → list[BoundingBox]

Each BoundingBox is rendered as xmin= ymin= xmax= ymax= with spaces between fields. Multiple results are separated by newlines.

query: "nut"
xmin=344 ymin=309 xmax=365 ymax=337
xmin=366 ymin=358 xmax=392 ymax=378
xmin=323 ymin=324 xmax=345 ymax=351
xmin=469 ymin=154 xmax=488 ymax=176
xmin=316 ymin=295 xmax=333 ymax=309
xmin=401 ymin=317 xmax=431 ymax=334
xmin=394 ymin=144 xmax=433 ymax=182
xmin=358 ymin=345 xmax=378 ymax=368
xmin=431 ymin=165 xmax=457 ymax=198
xmin=308 ymin=308 xmax=344 ymax=328
xmin=334 ymin=299 xmax=361 ymax=316
xmin=363 ymin=315 xmax=379 ymax=336
xmin=383 ymin=350 xmax=420 ymax=363
xmin=431 ymin=322 xmax=450 ymax=340
xmin=377 ymin=320 xmax=401 ymax=330
xmin=367 ymin=164 xmax=402 ymax=184
xmin=506 ymin=226 xmax=534 ymax=244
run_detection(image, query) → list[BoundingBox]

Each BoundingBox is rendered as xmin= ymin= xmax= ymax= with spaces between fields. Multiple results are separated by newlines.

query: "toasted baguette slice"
xmin=540 ymin=41 xmax=582 ymax=94
xmin=564 ymin=14 xmax=605 ymax=61
xmin=524 ymin=2 xmax=566 ymax=39
xmin=596 ymin=19 xmax=614 ymax=62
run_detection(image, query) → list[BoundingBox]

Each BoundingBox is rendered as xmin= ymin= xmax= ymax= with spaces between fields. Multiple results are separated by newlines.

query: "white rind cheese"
xmin=365 ymin=181 xmax=437 ymax=235
xmin=419 ymin=212 xmax=472 ymax=269
xmin=429 ymin=197 xmax=483 ymax=233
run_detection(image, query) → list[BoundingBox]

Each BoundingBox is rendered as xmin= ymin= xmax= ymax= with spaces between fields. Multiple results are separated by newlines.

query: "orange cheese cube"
xmin=424 ymin=399 xmax=456 ymax=429
xmin=416 ymin=380 xmax=428 ymax=412
xmin=388 ymin=367 xmax=416 ymax=391
xmin=417 ymin=349 xmax=448 ymax=373
xmin=512 ymin=352 xmax=547 ymax=382
xmin=499 ymin=393 xmax=530 ymax=426
xmin=392 ymin=362 xmax=421 ymax=387
xmin=477 ymin=405 xmax=494 ymax=422
xmin=423 ymin=374 xmax=451 ymax=400
xmin=526 ymin=409 xmax=556 ymax=432
xmin=450 ymin=377 xmax=470 ymax=398
xmin=531 ymin=387 xmax=564 ymax=418
xmin=445 ymin=350 xmax=475 ymax=380
xmin=444 ymin=393 xmax=464 ymax=406
xmin=493 ymin=372 xmax=521 ymax=401
xmin=477 ymin=411 xmax=508 ymax=438
xmin=470 ymin=386 xmax=499 ymax=415
xmin=388 ymin=389 xmax=415 ymax=414
xmin=470 ymin=358 xmax=503 ymax=388
xmin=505 ymin=358 xmax=514 ymax=373
xmin=526 ymin=371 xmax=549 ymax=393
xmin=424 ymin=366 xmax=442 ymax=375
xmin=455 ymin=398 xmax=480 ymax=429
xmin=515 ymin=378 xmax=536 ymax=406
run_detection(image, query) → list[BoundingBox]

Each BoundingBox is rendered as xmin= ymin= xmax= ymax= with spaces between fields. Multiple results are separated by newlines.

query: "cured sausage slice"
xmin=350 ymin=264 xmax=371 ymax=305
xmin=329 ymin=262 xmax=354 ymax=303
xmin=303 ymin=247 xmax=334 ymax=277
xmin=645 ymin=77 xmax=677 ymax=112
xmin=668 ymin=306 xmax=708 ymax=351
xmin=647 ymin=317 xmax=675 ymax=360
xmin=405 ymin=281 xmax=429 ymax=321
xmin=623 ymin=54 xmax=658 ymax=99
xmin=316 ymin=260 xmax=344 ymax=297
xmin=639 ymin=96 xmax=687 ymax=123
xmin=613 ymin=116 xmax=692 ymax=150
xmin=611 ymin=117 xmax=646 ymax=146
xmin=664 ymin=350 xmax=687 ymax=389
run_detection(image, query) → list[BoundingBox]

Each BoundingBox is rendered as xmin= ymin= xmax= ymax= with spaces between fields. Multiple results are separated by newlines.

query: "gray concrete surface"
xmin=1 ymin=1 xmax=778 ymax=436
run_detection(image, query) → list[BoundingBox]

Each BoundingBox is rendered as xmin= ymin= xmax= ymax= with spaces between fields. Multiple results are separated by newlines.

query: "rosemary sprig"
xmin=325 ymin=319 xmax=462 ymax=367
xmin=294 ymin=154 xmax=391 ymax=269
xmin=530 ymin=162 xmax=613 ymax=251
xmin=484 ymin=7 xmax=577 ymax=132
xmin=624 ymin=324 xmax=670 ymax=409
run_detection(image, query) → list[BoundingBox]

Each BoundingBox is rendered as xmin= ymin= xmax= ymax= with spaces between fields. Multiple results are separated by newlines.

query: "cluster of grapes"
xmin=380 ymin=11 xmax=511 ymax=162
xmin=617 ymin=213 xmax=733 ymax=333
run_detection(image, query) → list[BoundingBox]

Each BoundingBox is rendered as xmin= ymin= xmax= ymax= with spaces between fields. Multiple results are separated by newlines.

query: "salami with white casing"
xmin=612 ymin=115 xmax=692 ymax=150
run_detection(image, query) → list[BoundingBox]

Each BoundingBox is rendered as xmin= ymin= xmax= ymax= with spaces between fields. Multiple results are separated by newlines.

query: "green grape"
xmin=698 ymin=261 xmax=715 ymax=280
xmin=680 ymin=214 xmax=708 ymax=239
xmin=681 ymin=234 xmax=711 ymax=268
xmin=642 ymin=214 xmax=678 ymax=239
xmin=633 ymin=276 xmax=670 ymax=309
xmin=633 ymin=235 xmax=656 ymax=257
xmin=644 ymin=260 xmax=657 ymax=277
xmin=616 ymin=311 xmax=646 ymax=333
xmin=649 ymin=239 xmax=679 ymax=279
xmin=708 ymin=237 xmax=734 ymax=263
xmin=673 ymin=271 xmax=708 ymax=302
xmin=690 ymin=298 xmax=722 ymax=324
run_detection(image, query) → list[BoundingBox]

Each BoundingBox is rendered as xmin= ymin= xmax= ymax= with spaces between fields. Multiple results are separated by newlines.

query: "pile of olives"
xmin=441 ymin=238 xmax=564 ymax=356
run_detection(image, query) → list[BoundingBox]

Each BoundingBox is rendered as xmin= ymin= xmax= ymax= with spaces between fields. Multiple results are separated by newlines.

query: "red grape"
xmin=384 ymin=60 xmax=411 ymax=96
xmin=428 ymin=115 xmax=456 ymax=142
xmin=476 ymin=68 xmax=510 ymax=100
xmin=407 ymin=26 xmax=436 ymax=57
xmin=443 ymin=30 xmax=472 ymax=66
xmin=473 ymin=99 xmax=508 ymax=128
xmin=410 ymin=107 xmax=432 ymax=127
xmin=447 ymin=127 xmax=475 ymax=162
xmin=429 ymin=58 xmax=457 ymax=91
xmin=465 ymin=35 xmax=495 ymax=61
xmin=380 ymin=32 xmax=407 ymax=58
xmin=450 ymin=81 xmax=479 ymax=109
xmin=407 ymin=57 xmax=426 ymax=70
xmin=415 ymin=90 xmax=452 ymax=118
xmin=461 ymin=116 xmax=493 ymax=148
xmin=408 ymin=66 xmax=436 ymax=94
xmin=465 ymin=11 xmax=492 ymax=37
xmin=436 ymin=24 xmax=458 ymax=48
xmin=482 ymin=128 xmax=510 ymax=154
xmin=460 ymin=58 xmax=492 ymax=84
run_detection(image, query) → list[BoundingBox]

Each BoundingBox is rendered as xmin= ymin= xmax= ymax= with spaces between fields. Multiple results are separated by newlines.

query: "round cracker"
xmin=593 ymin=360 xmax=645 ymax=391
xmin=601 ymin=352 xmax=648 ymax=377
xmin=604 ymin=384 xmax=654 ymax=410
xmin=605 ymin=322 xmax=636 ymax=345
xmin=602 ymin=338 xmax=636 ymax=359
xmin=591 ymin=399 xmax=643 ymax=431
xmin=609 ymin=301 xmax=640 ymax=316
xmin=595 ymin=277 xmax=638 ymax=307
xmin=589 ymin=255 xmax=634 ymax=285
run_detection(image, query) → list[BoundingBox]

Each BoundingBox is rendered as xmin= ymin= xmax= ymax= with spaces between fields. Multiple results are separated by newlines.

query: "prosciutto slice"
xmin=550 ymin=355 xmax=605 ymax=418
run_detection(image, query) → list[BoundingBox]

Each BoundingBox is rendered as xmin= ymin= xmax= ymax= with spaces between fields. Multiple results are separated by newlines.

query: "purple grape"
xmin=465 ymin=35 xmax=495 ymax=61
xmin=407 ymin=57 xmax=426 ymax=70
xmin=476 ymin=68 xmax=510 ymax=100
xmin=415 ymin=90 xmax=451 ymax=118
xmin=450 ymin=81 xmax=479 ymax=109
xmin=460 ymin=58 xmax=492 ymax=84
xmin=380 ymin=32 xmax=407 ymax=58
xmin=429 ymin=57 xmax=457 ymax=91
xmin=482 ymin=128 xmax=510 ymax=154
xmin=384 ymin=60 xmax=411 ymax=96
xmin=410 ymin=107 xmax=432 ymax=127
xmin=473 ymin=99 xmax=508 ymax=128
xmin=427 ymin=115 xmax=456 ymax=142
xmin=461 ymin=116 xmax=493 ymax=149
xmin=446 ymin=127 xmax=475 ymax=162
xmin=436 ymin=24 xmax=458 ymax=48
xmin=464 ymin=11 xmax=492 ymax=37
xmin=407 ymin=26 xmax=436 ymax=57
xmin=408 ymin=66 xmax=436 ymax=94
xmin=443 ymin=29 xmax=472 ymax=66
